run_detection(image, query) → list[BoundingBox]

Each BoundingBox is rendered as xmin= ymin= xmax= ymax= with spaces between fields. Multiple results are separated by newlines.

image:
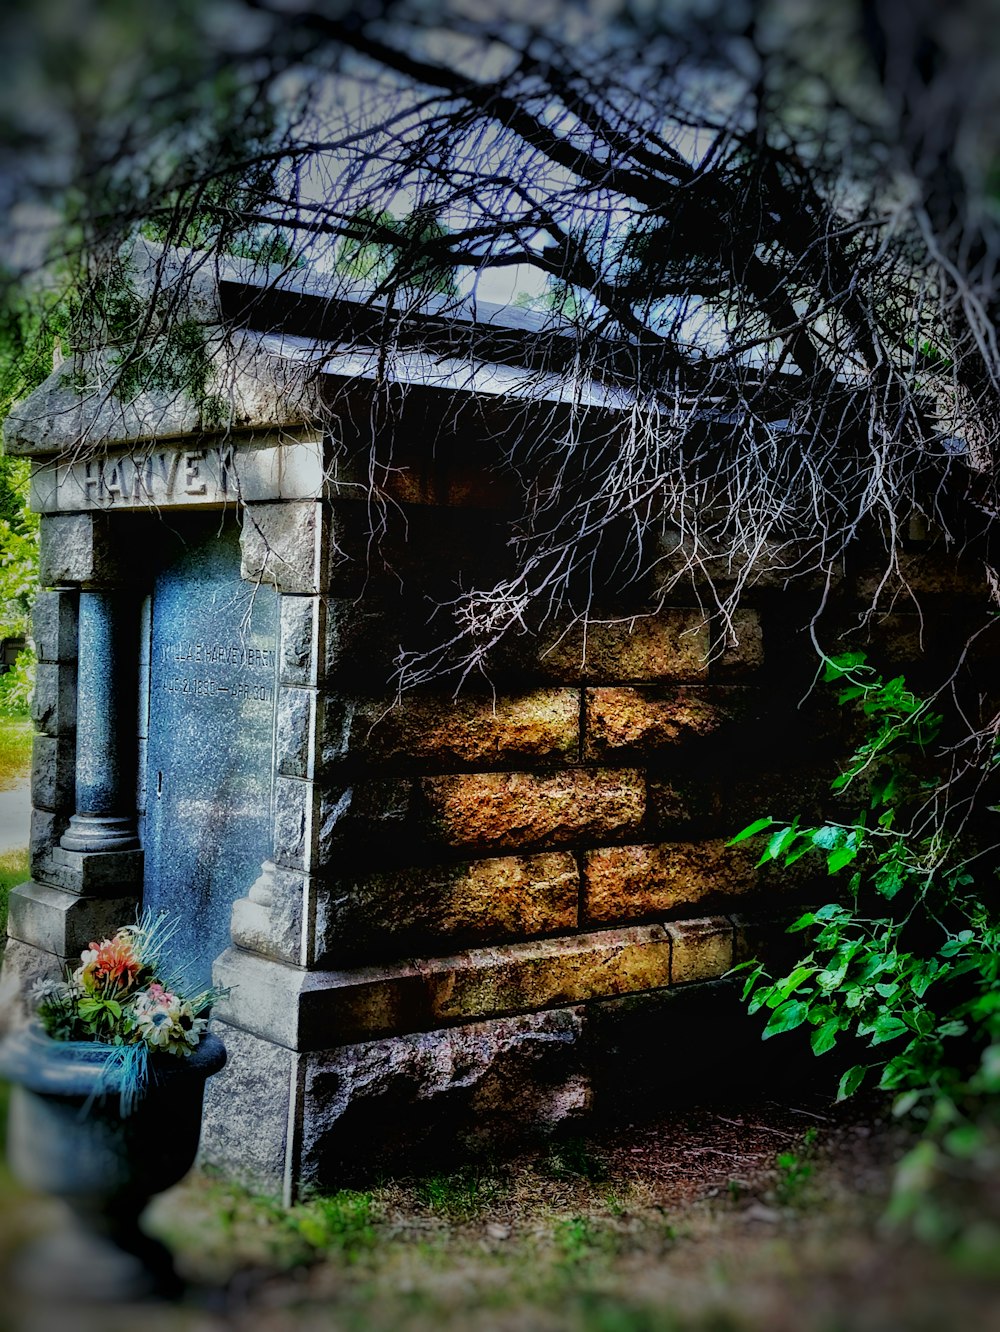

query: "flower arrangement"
xmin=29 ymin=910 xmax=226 ymax=1111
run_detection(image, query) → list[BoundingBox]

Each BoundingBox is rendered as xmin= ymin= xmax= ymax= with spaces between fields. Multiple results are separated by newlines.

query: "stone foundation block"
xmin=344 ymin=689 xmax=580 ymax=767
xmin=6 ymin=881 xmax=139 ymax=959
xmin=30 ymin=734 xmax=75 ymax=812
xmin=584 ymin=686 xmax=758 ymax=759
xmin=0 ymin=937 xmax=66 ymax=1034
xmin=667 ymin=916 xmax=734 ymax=983
xmin=539 ymin=611 xmax=710 ymax=682
xmin=30 ymin=661 xmax=76 ymax=735
xmin=583 ymin=840 xmax=759 ymax=923
xmin=200 ymin=1019 xmax=298 ymax=1198
xmin=31 ymin=589 xmax=78 ymax=662
xmin=313 ymin=851 xmax=579 ymax=961
xmin=241 ymin=501 xmax=324 ymax=595
xmin=421 ymin=768 xmax=646 ymax=850
xmin=300 ymin=1008 xmax=589 ymax=1191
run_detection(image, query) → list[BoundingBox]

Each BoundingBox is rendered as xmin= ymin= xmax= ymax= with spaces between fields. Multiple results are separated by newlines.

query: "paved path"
xmin=0 ymin=779 xmax=30 ymax=854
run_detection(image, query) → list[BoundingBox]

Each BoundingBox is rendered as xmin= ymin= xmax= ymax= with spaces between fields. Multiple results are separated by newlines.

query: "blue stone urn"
xmin=0 ymin=1025 xmax=226 ymax=1302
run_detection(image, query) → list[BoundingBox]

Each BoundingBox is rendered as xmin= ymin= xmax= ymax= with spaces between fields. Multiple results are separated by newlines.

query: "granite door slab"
xmin=142 ymin=516 xmax=278 ymax=984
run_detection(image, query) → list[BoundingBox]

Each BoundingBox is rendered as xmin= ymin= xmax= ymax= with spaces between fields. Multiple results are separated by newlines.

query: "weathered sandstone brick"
xmin=421 ymin=769 xmax=645 ymax=849
xmin=316 ymin=779 xmax=415 ymax=863
xmin=315 ymin=852 xmax=579 ymax=961
xmin=584 ymin=686 xmax=757 ymax=759
xmin=854 ymin=549 xmax=988 ymax=603
xmin=583 ymin=840 xmax=759 ymax=923
xmin=348 ymin=689 xmax=579 ymax=767
xmin=647 ymin=777 xmax=714 ymax=830
xmin=713 ymin=608 xmax=764 ymax=679
xmin=427 ymin=925 xmax=674 ymax=1025
xmin=538 ymin=611 xmax=710 ymax=682
xmin=667 ymin=916 xmax=734 ymax=983
xmin=654 ymin=527 xmax=838 ymax=591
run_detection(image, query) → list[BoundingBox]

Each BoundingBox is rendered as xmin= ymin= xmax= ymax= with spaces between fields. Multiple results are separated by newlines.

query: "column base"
xmin=60 ymin=814 xmax=140 ymax=853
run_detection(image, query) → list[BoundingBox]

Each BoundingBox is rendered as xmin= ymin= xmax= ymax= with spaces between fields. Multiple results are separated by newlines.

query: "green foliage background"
xmin=735 ymin=654 xmax=1000 ymax=1239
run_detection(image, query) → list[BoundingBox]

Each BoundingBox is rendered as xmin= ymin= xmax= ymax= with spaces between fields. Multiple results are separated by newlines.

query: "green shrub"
xmin=734 ymin=653 xmax=1000 ymax=1228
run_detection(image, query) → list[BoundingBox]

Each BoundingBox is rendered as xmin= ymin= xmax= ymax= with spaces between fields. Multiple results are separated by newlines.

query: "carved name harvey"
xmin=81 ymin=447 xmax=232 ymax=503
xmin=160 ymin=639 xmax=275 ymax=704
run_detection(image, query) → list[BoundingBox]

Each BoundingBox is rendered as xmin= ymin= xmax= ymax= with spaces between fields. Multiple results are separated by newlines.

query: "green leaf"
xmin=762 ymin=999 xmax=810 ymax=1038
xmin=787 ymin=912 xmax=816 ymax=933
xmin=836 ymin=1064 xmax=867 ymax=1101
xmin=940 ymin=931 xmax=974 ymax=957
xmin=814 ymin=903 xmax=848 ymax=921
xmin=760 ymin=821 xmax=799 ymax=864
xmin=774 ymin=965 xmax=816 ymax=1001
xmin=727 ymin=817 xmax=774 ymax=846
xmin=810 ymin=1019 xmax=841 ymax=1055
xmin=827 ymin=843 xmax=859 ymax=874
xmin=810 ymin=825 xmax=843 ymax=851
xmin=822 ymin=652 xmax=867 ymax=682
xmin=870 ymin=1015 xmax=909 ymax=1046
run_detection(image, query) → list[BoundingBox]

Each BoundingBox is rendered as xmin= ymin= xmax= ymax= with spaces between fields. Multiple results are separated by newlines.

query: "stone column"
xmin=61 ymin=590 xmax=140 ymax=852
xmin=1 ymin=514 xmax=143 ymax=1030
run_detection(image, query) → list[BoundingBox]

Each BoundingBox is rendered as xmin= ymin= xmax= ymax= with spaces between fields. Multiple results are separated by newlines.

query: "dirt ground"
xmin=2 ymin=1091 xmax=1000 ymax=1332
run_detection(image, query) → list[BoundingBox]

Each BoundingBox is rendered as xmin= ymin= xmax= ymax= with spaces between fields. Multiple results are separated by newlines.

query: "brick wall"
xmin=270 ymin=480 xmax=996 ymax=990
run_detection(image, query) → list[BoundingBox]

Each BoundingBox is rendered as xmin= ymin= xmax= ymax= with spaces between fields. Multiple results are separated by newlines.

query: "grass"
xmin=122 ymin=1108 xmax=1000 ymax=1332
xmin=0 ymin=713 xmax=30 ymax=940
xmin=0 ymin=847 xmax=29 ymax=939
xmin=2 ymin=1102 xmax=998 ymax=1329
xmin=0 ymin=713 xmax=31 ymax=792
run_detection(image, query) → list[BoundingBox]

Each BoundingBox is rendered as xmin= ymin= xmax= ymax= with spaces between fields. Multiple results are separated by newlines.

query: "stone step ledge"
xmin=213 ymin=915 xmax=740 ymax=1052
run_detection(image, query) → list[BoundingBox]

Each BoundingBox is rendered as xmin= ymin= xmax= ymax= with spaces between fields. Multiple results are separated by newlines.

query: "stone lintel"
xmin=214 ymin=919 xmax=737 ymax=1052
xmin=7 ymin=881 xmax=140 ymax=958
xmin=30 ymin=436 xmax=326 ymax=515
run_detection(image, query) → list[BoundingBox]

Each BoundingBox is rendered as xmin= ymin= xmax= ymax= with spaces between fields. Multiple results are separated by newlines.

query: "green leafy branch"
xmin=731 ymin=651 xmax=1000 ymax=1227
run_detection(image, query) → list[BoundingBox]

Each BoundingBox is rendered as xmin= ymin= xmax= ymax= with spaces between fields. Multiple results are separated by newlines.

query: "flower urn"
xmin=0 ymin=1023 xmax=226 ymax=1302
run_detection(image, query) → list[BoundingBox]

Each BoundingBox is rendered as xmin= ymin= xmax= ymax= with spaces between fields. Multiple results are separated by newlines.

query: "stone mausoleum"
xmin=0 ymin=242 xmax=989 ymax=1201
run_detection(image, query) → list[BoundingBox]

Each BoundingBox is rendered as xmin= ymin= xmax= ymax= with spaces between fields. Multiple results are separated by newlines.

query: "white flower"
xmin=130 ymin=983 xmax=206 ymax=1057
